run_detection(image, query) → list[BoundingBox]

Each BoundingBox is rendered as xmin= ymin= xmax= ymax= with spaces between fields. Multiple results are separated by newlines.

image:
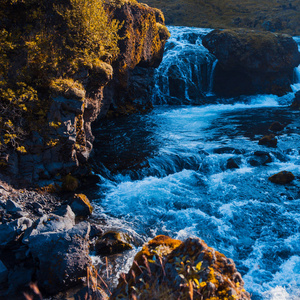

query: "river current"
xmin=89 ymin=27 xmax=300 ymax=299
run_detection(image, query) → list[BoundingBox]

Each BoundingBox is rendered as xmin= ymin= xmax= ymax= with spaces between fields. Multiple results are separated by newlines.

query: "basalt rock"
xmin=111 ymin=235 xmax=250 ymax=300
xmin=202 ymin=29 xmax=300 ymax=97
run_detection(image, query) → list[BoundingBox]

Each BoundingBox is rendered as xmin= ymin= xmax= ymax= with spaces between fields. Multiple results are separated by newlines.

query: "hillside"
xmin=140 ymin=0 xmax=300 ymax=35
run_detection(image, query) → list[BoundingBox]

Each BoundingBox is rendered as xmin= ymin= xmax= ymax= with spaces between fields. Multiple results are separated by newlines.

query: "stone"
xmin=0 ymin=217 xmax=33 ymax=247
xmin=23 ymin=205 xmax=75 ymax=243
xmin=0 ymin=260 xmax=8 ymax=283
xmin=70 ymin=194 xmax=93 ymax=217
xmin=111 ymin=235 xmax=251 ymax=300
xmin=269 ymin=121 xmax=285 ymax=132
xmin=258 ymin=134 xmax=277 ymax=148
xmin=202 ymin=29 xmax=300 ymax=96
xmin=95 ymin=231 xmax=133 ymax=256
xmin=6 ymin=199 xmax=22 ymax=213
xmin=90 ymin=224 xmax=104 ymax=239
xmin=226 ymin=157 xmax=240 ymax=169
xmin=269 ymin=171 xmax=295 ymax=184
xmin=26 ymin=221 xmax=91 ymax=294
xmin=249 ymin=151 xmax=272 ymax=166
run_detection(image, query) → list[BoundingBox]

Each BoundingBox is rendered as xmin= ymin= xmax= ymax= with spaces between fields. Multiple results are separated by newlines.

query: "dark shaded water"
xmin=89 ymin=27 xmax=300 ymax=300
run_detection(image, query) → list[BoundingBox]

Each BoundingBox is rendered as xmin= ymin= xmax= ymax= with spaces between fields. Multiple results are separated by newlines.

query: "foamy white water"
xmin=90 ymin=27 xmax=300 ymax=300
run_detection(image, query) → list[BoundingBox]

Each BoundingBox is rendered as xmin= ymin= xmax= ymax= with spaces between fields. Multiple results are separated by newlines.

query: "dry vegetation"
xmin=140 ymin=0 xmax=300 ymax=35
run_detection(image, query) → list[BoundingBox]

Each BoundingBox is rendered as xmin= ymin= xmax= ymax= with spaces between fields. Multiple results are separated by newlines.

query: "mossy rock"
xmin=95 ymin=231 xmax=133 ymax=256
xmin=268 ymin=171 xmax=295 ymax=184
xmin=110 ymin=236 xmax=251 ymax=300
xmin=70 ymin=193 xmax=93 ymax=217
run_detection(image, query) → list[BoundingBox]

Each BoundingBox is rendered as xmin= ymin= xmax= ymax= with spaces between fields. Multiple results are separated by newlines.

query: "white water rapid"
xmin=90 ymin=27 xmax=300 ymax=300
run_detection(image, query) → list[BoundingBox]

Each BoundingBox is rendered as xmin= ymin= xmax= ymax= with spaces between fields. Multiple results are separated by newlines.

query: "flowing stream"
xmin=89 ymin=27 xmax=300 ymax=300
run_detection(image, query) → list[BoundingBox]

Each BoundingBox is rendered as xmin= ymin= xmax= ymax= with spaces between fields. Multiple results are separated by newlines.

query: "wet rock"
xmin=269 ymin=171 xmax=295 ymax=184
xmin=95 ymin=231 xmax=133 ymax=256
xmin=111 ymin=235 xmax=250 ymax=300
xmin=202 ymin=29 xmax=300 ymax=96
xmin=269 ymin=121 xmax=285 ymax=132
xmin=90 ymin=224 xmax=104 ymax=239
xmin=226 ymin=157 xmax=240 ymax=169
xmin=70 ymin=193 xmax=93 ymax=218
xmin=258 ymin=134 xmax=277 ymax=148
xmin=249 ymin=151 xmax=272 ymax=166
xmin=0 ymin=260 xmax=8 ymax=283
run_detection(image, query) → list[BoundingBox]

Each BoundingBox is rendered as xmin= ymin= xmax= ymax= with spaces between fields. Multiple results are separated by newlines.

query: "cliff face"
xmin=202 ymin=29 xmax=300 ymax=96
xmin=0 ymin=0 xmax=169 ymax=186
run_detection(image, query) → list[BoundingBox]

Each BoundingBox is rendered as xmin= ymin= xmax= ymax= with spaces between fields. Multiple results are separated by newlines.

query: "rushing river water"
xmin=89 ymin=27 xmax=300 ymax=299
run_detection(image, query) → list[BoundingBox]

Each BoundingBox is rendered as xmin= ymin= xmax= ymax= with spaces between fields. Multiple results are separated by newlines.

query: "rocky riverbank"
xmin=0 ymin=180 xmax=253 ymax=299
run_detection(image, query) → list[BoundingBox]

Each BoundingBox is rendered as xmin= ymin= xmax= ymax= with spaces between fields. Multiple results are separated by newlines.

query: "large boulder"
xmin=202 ymin=29 xmax=300 ymax=96
xmin=22 ymin=206 xmax=91 ymax=294
xmin=111 ymin=235 xmax=250 ymax=300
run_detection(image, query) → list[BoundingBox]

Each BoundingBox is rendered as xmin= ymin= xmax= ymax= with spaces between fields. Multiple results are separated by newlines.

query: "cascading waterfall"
xmin=152 ymin=26 xmax=216 ymax=105
xmin=90 ymin=28 xmax=300 ymax=300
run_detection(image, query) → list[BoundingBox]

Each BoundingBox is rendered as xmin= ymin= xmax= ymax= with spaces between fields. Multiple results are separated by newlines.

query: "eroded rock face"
xmin=4 ymin=2 xmax=168 ymax=186
xmin=102 ymin=2 xmax=169 ymax=116
xmin=111 ymin=235 xmax=250 ymax=300
xmin=202 ymin=29 xmax=300 ymax=96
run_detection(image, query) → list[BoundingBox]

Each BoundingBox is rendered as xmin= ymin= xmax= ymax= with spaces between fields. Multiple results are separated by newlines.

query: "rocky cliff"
xmin=0 ymin=0 xmax=169 ymax=187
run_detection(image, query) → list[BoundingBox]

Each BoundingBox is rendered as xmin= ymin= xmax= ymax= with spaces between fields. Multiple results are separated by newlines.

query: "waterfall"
xmin=206 ymin=59 xmax=218 ymax=96
xmin=152 ymin=26 xmax=216 ymax=105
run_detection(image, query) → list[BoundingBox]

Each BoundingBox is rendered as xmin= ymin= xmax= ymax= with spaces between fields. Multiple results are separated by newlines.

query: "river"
xmin=89 ymin=26 xmax=300 ymax=300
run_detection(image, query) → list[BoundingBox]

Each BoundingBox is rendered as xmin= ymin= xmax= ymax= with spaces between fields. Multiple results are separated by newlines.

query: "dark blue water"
xmin=90 ymin=27 xmax=300 ymax=300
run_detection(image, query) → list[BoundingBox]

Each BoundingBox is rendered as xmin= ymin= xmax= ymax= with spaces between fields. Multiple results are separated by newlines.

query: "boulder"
xmin=70 ymin=193 xmax=93 ymax=218
xmin=269 ymin=121 xmax=285 ymax=132
xmin=0 ymin=217 xmax=33 ymax=247
xmin=95 ymin=231 xmax=133 ymax=256
xmin=249 ymin=151 xmax=272 ymax=166
xmin=269 ymin=171 xmax=295 ymax=184
xmin=202 ymin=29 xmax=300 ymax=96
xmin=111 ymin=235 xmax=250 ymax=300
xmin=26 ymin=221 xmax=91 ymax=294
xmin=23 ymin=205 xmax=75 ymax=242
xmin=226 ymin=157 xmax=240 ymax=169
xmin=258 ymin=134 xmax=277 ymax=148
